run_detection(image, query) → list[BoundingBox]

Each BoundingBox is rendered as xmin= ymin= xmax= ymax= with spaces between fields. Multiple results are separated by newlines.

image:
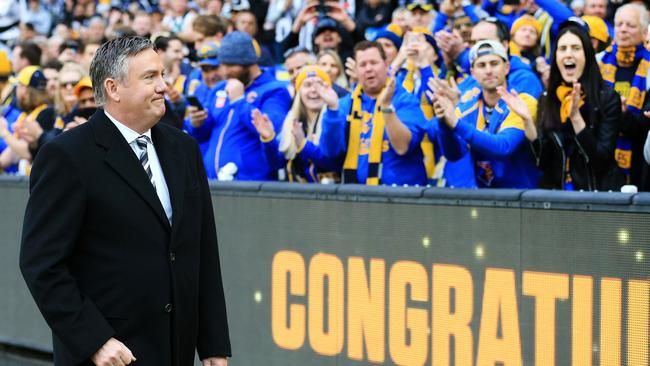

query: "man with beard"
xmin=431 ymin=40 xmax=539 ymax=188
xmin=187 ymin=31 xmax=291 ymax=180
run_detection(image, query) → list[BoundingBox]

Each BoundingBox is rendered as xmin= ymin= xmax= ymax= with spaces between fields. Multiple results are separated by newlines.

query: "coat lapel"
xmin=151 ymin=123 xmax=186 ymax=237
xmin=90 ymin=110 xmax=171 ymax=231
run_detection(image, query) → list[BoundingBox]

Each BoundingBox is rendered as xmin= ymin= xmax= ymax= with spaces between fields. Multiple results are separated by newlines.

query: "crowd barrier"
xmin=0 ymin=177 xmax=648 ymax=365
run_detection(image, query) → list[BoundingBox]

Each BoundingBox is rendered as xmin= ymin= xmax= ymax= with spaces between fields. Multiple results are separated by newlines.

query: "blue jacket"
xmin=320 ymin=84 xmax=428 ymax=185
xmin=185 ymin=71 xmax=292 ymax=180
xmin=438 ymin=91 xmax=540 ymax=188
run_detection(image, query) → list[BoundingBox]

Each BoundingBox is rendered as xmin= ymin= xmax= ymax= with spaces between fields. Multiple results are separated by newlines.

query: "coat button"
xmin=169 ymin=252 xmax=176 ymax=262
xmin=164 ymin=303 xmax=173 ymax=313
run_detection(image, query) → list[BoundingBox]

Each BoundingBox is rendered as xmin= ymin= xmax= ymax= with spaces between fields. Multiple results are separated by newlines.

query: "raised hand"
xmin=428 ymin=77 xmax=460 ymax=105
xmin=569 ymin=81 xmax=582 ymax=119
xmin=497 ymin=86 xmax=531 ymax=122
xmin=431 ymin=93 xmax=456 ymax=128
xmin=378 ymin=77 xmax=396 ymax=108
xmin=251 ymin=109 xmax=275 ymax=140
xmin=345 ymin=57 xmax=358 ymax=85
xmin=316 ymin=83 xmax=339 ymax=110
xmin=291 ymin=119 xmax=306 ymax=147
xmin=225 ymin=79 xmax=245 ymax=101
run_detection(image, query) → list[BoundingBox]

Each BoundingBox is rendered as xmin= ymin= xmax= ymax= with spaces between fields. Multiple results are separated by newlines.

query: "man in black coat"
xmin=19 ymin=36 xmax=231 ymax=366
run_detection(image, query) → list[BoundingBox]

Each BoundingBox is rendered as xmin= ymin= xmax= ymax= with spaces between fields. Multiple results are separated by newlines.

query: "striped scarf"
xmin=343 ymin=83 xmax=386 ymax=185
xmin=599 ymin=43 xmax=650 ymax=180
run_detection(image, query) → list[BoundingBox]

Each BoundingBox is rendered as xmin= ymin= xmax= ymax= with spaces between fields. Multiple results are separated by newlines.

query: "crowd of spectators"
xmin=2 ymin=0 xmax=650 ymax=191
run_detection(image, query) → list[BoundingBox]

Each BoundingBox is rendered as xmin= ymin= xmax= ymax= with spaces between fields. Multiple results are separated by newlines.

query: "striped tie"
xmin=136 ymin=135 xmax=156 ymax=191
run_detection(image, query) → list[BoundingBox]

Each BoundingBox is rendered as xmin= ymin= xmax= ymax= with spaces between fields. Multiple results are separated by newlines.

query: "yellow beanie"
xmin=294 ymin=66 xmax=331 ymax=91
xmin=0 ymin=50 xmax=10 ymax=77
xmin=511 ymin=15 xmax=541 ymax=36
xmin=581 ymin=15 xmax=609 ymax=43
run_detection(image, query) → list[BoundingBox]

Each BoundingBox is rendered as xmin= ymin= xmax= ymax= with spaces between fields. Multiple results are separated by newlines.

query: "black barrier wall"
xmin=1 ymin=178 xmax=649 ymax=365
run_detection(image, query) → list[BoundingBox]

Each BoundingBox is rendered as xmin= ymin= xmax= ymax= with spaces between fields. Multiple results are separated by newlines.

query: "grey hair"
xmin=615 ymin=3 xmax=649 ymax=33
xmin=89 ymin=36 xmax=155 ymax=106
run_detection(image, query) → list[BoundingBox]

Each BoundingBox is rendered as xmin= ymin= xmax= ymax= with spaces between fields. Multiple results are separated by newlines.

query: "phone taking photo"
xmin=186 ymin=96 xmax=204 ymax=111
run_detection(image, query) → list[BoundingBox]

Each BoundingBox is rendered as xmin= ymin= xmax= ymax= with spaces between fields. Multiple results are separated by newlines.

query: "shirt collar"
xmin=104 ymin=109 xmax=152 ymax=144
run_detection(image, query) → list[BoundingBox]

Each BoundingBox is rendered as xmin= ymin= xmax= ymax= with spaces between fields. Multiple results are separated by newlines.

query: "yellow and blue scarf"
xmin=343 ymin=83 xmax=387 ymax=185
xmin=599 ymin=43 xmax=650 ymax=179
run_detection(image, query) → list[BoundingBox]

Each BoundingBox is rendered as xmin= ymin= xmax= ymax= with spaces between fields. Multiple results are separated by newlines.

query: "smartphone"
xmin=186 ymin=96 xmax=204 ymax=111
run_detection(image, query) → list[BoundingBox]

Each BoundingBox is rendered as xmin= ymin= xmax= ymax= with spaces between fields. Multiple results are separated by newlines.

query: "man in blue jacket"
xmin=319 ymin=41 xmax=428 ymax=186
xmin=186 ymin=31 xmax=291 ymax=180
xmin=431 ymin=40 xmax=539 ymax=188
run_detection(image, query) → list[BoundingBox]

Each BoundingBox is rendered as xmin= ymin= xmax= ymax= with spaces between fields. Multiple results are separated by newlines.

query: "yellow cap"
xmin=74 ymin=76 xmax=93 ymax=97
xmin=16 ymin=65 xmax=47 ymax=90
xmin=294 ymin=66 xmax=331 ymax=91
xmin=510 ymin=15 xmax=541 ymax=36
xmin=581 ymin=15 xmax=609 ymax=43
xmin=0 ymin=50 xmax=10 ymax=77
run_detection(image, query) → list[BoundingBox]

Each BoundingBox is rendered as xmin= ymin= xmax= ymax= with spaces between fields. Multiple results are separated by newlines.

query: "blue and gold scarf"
xmin=599 ymin=43 xmax=650 ymax=180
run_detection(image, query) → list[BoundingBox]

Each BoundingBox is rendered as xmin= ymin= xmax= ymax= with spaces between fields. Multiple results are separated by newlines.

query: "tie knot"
xmin=136 ymin=135 xmax=151 ymax=149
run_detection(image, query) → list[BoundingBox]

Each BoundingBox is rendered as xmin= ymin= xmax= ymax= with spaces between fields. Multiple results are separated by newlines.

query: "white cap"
xmin=469 ymin=40 xmax=508 ymax=65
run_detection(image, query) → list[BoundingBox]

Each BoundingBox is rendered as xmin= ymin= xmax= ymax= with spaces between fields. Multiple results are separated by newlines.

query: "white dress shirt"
xmin=104 ymin=110 xmax=173 ymax=224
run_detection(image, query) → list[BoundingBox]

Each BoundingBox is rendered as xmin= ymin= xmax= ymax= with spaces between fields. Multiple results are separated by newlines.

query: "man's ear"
xmin=504 ymin=60 xmax=510 ymax=76
xmin=104 ymin=78 xmax=120 ymax=103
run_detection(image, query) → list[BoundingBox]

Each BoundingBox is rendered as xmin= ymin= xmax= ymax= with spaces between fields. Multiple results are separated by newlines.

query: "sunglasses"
xmin=60 ymin=80 xmax=80 ymax=88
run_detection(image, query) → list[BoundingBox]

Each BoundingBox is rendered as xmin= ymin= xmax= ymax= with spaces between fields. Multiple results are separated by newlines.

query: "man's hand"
xmin=225 ymin=79 xmax=245 ymax=101
xmin=0 ymin=116 xmax=11 ymax=140
xmin=317 ymin=83 xmax=339 ymax=110
xmin=91 ymin=338 xmax=136 ymax=366
xmin=327 ymin=2 xmax=355 ymax=32
xmin=291 ymin=4 xmax=318 ymax=33
xmin=251 ymin=109 xmax=275 ymax=140
xmin=535 ymin=57 xmax=550 ymax=89
xmin=427 ymin=77 xmax=461 ymax=106
xmin=431 ymin=93 xmax=457 ymax=128
xmin=378 ymin=78 xmax=396 ymax=108
xmin=188 ymin=105 xmax=208 ymax=128
xmin=434 ymin=30 xmax=465 ymax=61
xmin=202 ymin=357 xmax=228 ymax=366
xmin=19 ymin=116 xmax=44 ymax=146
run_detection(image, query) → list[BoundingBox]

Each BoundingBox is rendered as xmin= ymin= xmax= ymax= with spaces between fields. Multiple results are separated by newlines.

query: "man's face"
xmin=355 ymin=47 xmax=388 ymax=96
xmin=471 ymin=54 xmax=509 ymax=92
xmin=377 ymin=38 xmax=398 ymax=64
xmin=43 ymin=68 xmax=59 ymax=96
xmin=59 ymin=48 xmax=79 ymax=63
xmin=584 ymin=0 xmax=607 ymax=19
xmin=615 ymin=7 xmax=645 ymax=48
xmin=77 ymin=88 xmax=97 ymax=108
xmin=164 ymin=39 xmax=184 ymax=70
xmin=82 ymin=44 xmax=100 ymax=68
xmin=220 ymin=64 xmax=252 ymax=85
xmin=512 ymin=25 xmax=538 ymax=50
xmin=392 ymin=11 xmax=412 ymax=31
xmin=132 ymin=15 xmax=153 ymax=37
xmin=285 ymin=52 xmax=311 ymax=83
xmin=314 ymin=29 xmax=342 ymax=51
xmin=201 ymin=64 xmax=221 ymax=88
xmin=171 ymin=0 xmax=188 ymax=14
xmin=116 ymin=49 xmax=167 ymax=122
xmin=410 ymin=8 xmax=432 ymax=29
xmin=11 ymin=46 xmax=25 ymax=73
xmin=87 ymin=21 xmax=105 ymax=43
xmin=235 ymin=12 xmax=257 ymax=36
xmin=469 ymin=22 xmax=499 ymax=46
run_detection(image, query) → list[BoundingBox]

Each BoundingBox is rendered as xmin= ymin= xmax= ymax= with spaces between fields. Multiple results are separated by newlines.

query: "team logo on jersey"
xmin=246 ymin=91 xmax=258 ymax=103
xmin=215 ymin=90 xmax=227 ymax=108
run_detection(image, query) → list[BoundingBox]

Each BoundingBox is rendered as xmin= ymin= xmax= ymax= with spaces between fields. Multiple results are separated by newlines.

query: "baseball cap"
xmin=0 ymin=50 xmax=10 ymax=78
xmin=73 ymin=76 xmax=93 ymax=97
xmin=469 ymin=40 xmax=508 ymax=65
xmin=197 ymin=42 xmax=220 ymax=67
xmin=313 ymin=17 xmax=340 ymax=39
xmin=16 ymin=65 xmax=47 ymax=91
xmin=406 ymin=0 xmax=433 ymax=12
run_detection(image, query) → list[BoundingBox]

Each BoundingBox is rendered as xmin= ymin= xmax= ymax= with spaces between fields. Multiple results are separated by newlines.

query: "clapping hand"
xmin=569 ymin=81 xmax=582 ymax=119
xmin=345 ymin=57 xmax=358 ymax=85
xmin=291 ymin=120 xmax=306 ymax=147
xmin=497 ymin=86 xmax=531 ymax=121
xmin=430 ymin=93 xmax=456 ymax=128
xmin=378 ymin=77 xmax=396 ymax=108
xmin=427 ymin=77 xmax=460 ymax=106
xmin=251 ymin=109 xmax=275 ymax=140
xmin=316 ymin=83 xmax=339 ymax=110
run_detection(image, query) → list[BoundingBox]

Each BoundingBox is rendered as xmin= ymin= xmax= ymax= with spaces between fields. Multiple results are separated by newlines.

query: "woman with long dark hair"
xmin=505 ymin=21 xmax=623 ymax=191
